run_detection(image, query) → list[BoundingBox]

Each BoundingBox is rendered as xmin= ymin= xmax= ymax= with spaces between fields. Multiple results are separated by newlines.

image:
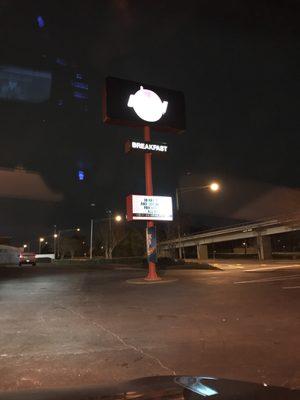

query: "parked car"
xmin=19 ymin=252 xmax=36 ymax=266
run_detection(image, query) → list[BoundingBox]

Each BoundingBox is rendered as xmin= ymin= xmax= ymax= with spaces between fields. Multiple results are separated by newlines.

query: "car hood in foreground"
xmin=0 ymin=375 xmax=299 ymax=400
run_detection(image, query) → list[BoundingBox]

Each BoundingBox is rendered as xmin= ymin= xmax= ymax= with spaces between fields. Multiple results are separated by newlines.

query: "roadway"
xmin=0 ymin=261 xmax=299 ymax=392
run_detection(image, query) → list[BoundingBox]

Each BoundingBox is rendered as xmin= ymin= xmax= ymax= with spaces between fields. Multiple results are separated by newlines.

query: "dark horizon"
xmin=0 ymin=0 xmax=299 ymax=244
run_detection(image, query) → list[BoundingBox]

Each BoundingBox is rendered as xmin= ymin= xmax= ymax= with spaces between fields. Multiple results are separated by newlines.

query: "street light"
xmin=242 ymin=241 xmax=247 ymax=256
xmin=91 ymin=212 xmax=123 ymax=260
xmin=53 ymin=233 xmax=58 ymax=259
xmin=76 ymin=228 xmax=80 ymax=232
xmin=176 ymin=181 xmax=221 ymax=258
xmin=209 ymin=182 xmax=220 ymax=192
xmin=107 ymin=213 xmax=123 ymax=259
xmin=23 ymin=244 xmax=28 ymax=249
xmin=90 ymin=203 xmax=96 ymax=260
xmin=39 ymin=237 xmax=45 ymax=254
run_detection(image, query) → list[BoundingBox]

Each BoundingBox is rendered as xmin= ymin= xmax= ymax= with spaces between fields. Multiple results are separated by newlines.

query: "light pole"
xmin=53 ymin=233 xmax=58 ymax=258
xmin=90 ymin=203 xmax=96 ymax=260
xmin=94 ymin=212 xmax=123 ymax=259
xmin=108 ymin=211 xmax=112 ymax=259
xmin=106 ymin=212 xmax=122 ymax=259
xmin=242 ymin=241 xmax=247 ymax=256
xmin=39 ymin=237 xmax=45 ymax=254
xmin=176 ymin=181 xmax=220 ymax=259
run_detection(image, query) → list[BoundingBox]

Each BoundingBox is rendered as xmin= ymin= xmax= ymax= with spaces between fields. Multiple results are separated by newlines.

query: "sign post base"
xmin=145 ymin=261 xmax=161 ymax=281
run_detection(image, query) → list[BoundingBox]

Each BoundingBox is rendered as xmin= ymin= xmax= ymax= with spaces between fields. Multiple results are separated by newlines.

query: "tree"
xmin=59 ymin=236 xmax=84 ymax=259
xmin=114 ymin=226 xmax=145 ymax=257
xmin=93 ymin=221 xmax=128 ymax=258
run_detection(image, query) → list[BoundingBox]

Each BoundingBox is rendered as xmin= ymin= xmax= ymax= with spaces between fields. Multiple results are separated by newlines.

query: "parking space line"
xmin=245 ymin=265 xmax=300 ymax=272
xmin=282 ymin=286 xmax=300 ymax=290
xmin=234 ymin=274 xmax=300 ymax=284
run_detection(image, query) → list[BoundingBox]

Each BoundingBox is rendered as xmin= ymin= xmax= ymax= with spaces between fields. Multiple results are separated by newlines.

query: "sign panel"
xmin=125 ymin=140 xmax=168 ymax=154
xmin=146 ymin=226 xmax=157 ymax=263
xmin=103 ymin=77 xmax=185 ymax=134
xmin=127 ymin=195 xmax=173 ymax=221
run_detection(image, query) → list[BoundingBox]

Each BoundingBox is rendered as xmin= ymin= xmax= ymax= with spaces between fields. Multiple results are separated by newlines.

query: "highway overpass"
xmin=159 ymin=214 xmax=300 ymax=260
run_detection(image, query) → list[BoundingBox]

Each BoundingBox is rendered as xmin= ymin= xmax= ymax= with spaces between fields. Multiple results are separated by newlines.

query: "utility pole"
xmin=57 ymin=232 xmax=60 ymax=258
xmin=53 ymin=225 xmax=57 ymax=259
xmin=90 ymin=203 xmax=96 ymax=260
xmin=108 ymin=211 xmax=112 ymax=259
xmin=90 ymin=219 xmax=94 ymax=259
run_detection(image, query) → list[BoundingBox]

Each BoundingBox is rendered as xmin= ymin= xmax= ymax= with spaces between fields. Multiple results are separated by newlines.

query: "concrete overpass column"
xmin=159 ymin=247 xmax=172 ymax=258
xmin=178 ymin=246 xmax=183 ymax=259
xmin=257 ymin=235 xmax=272 ymax=260
xmin=197 ymin=244 xmax=208 ymax=260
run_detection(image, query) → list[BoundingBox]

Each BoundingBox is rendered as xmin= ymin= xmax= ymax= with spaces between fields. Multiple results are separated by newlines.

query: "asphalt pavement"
xmin=0 ymin=261 xmax=299 ymax=392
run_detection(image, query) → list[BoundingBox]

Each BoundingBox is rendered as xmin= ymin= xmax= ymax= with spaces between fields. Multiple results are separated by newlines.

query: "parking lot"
xmin=0 ymin=262 xmax=299 ymax=392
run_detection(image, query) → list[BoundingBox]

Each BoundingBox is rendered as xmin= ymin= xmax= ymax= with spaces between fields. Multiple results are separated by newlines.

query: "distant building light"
xmin=56 ymin=58 xmax=67 ymax=66
xmin=75 ymin=73 xmax=83 ymax=80
xmin=73 ymin=91 xmax=88 ymax=100
xmin=78 ymin=170 xmax=85 ymax=181
xmin=37 ymin=16 xmax=45 ymax=28
xmin=71 ymin=81 xmax=88 ymax=90
xmin=57 ymin=99 xmax=64 ymax=106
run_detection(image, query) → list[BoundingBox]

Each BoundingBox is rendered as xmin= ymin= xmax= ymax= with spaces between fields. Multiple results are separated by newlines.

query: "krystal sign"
xmin=126 ymin=195 xmax=173 ymax=221
xmin=103 ymin=77 xmax=185 ymax=133
xmin=127 ymin=86 xmax=168 ymax=122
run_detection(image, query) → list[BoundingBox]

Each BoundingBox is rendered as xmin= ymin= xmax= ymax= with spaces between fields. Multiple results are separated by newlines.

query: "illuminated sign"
xmin=126 ymin=195 xmax=173 ymax=221
xmin=127 ymin=86 xmax=168 ymax=122
xmin=103 ymin=77 xmax=185 ymax=133
xmin=125 ymin=140 xmax=168 ymax=154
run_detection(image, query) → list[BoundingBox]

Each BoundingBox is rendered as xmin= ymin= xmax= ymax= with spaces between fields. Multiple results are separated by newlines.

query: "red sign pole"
xmin=144 ymin=126 xmax=159 ymax=281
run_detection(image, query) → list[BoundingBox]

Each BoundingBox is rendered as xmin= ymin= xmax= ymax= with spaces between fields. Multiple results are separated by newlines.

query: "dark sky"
xmin=0 ymin=0 xmax=299 ymax=243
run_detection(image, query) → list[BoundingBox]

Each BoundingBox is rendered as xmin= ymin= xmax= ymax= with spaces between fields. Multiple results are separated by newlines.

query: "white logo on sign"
xmin=127 ymin=86 xmax=168 ymax=122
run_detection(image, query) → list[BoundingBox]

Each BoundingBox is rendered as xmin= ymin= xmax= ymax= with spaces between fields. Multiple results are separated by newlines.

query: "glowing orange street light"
xmin=209 ymin=182 xmax=220 ymax=192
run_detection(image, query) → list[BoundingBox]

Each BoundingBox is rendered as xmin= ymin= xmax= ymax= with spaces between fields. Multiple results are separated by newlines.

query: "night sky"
xmin=0 ymin=0 xmax=299 ymax=244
